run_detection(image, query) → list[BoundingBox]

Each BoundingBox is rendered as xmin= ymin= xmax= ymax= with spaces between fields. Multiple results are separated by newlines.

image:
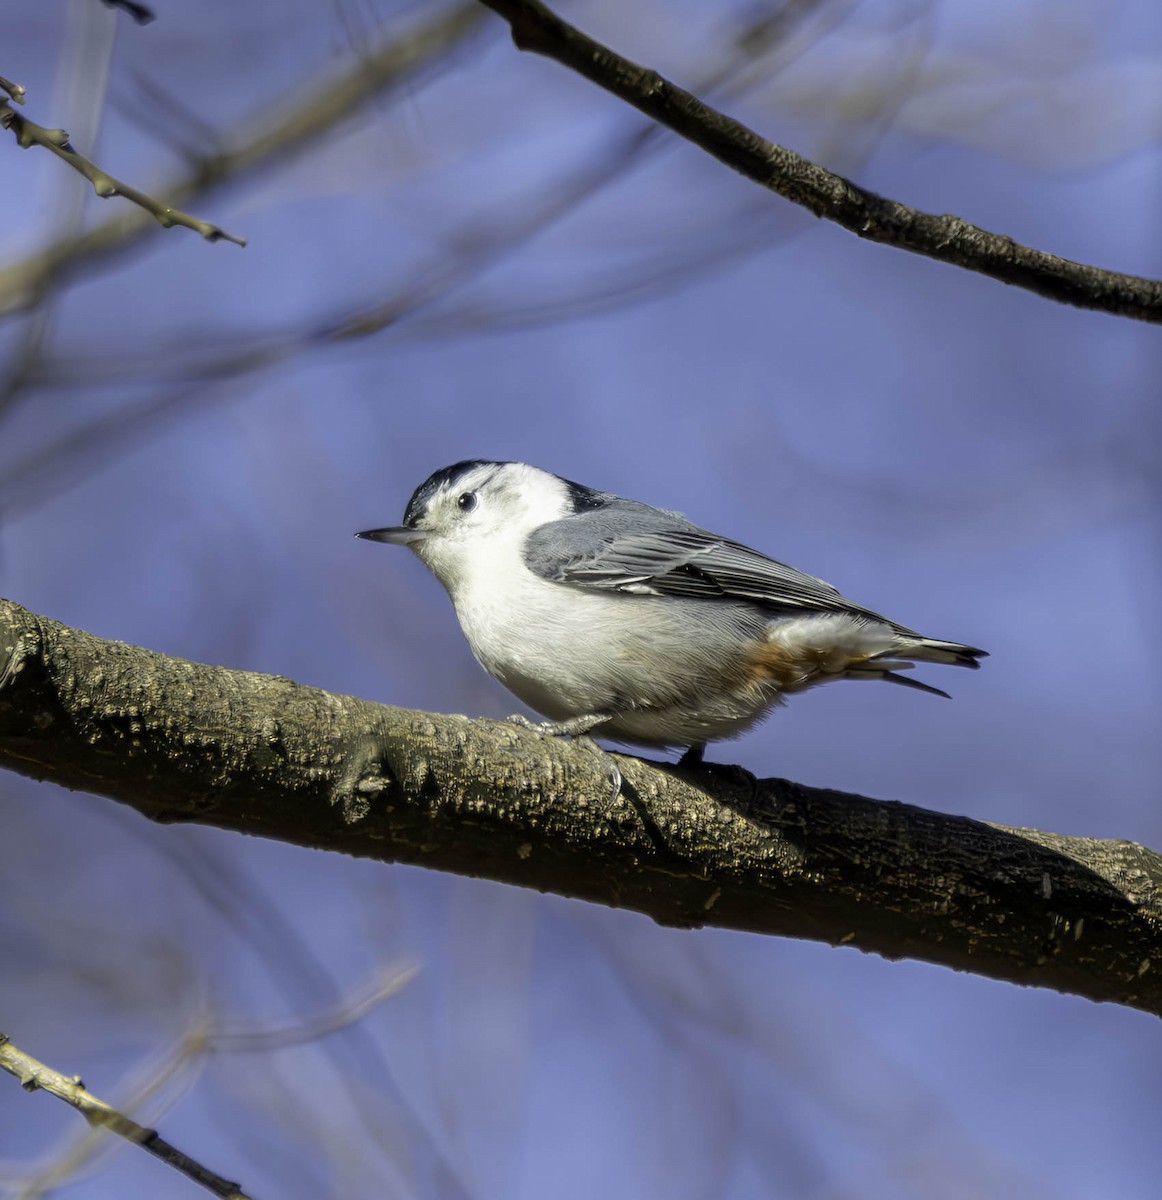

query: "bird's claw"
xmin=505 ymin=714 xmax=622 ymax=802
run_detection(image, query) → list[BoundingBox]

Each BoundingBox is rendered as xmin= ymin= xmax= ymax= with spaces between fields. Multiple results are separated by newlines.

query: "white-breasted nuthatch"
xmin=357 ymin=460 xmax=986 ymax=763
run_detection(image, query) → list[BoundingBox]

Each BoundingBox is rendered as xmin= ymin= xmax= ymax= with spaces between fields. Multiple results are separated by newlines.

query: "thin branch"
xmin=99 ymin=0 xmax=156 ymax=24
xmin=0 ymin=4 xmax=486 ymax=316
xmin=0 ymin=74 xmax=25 ymax=104
xmin=476 ymin=0 xmax=1162 ymax=324
xmin=0 ymin=1033 xmax=251 ymax=1200
xmin=1 ymin=597 xmax=1160 ymax=1017
xmin=0 ymin=97 xmax=244 ymax=246
xmin=2 ymin=965 xmax=420 ymax=1199
xmin=2 ymin=13 xmax=817 ymax=399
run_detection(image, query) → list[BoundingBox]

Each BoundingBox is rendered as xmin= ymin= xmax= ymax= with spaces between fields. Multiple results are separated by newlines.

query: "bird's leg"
xmin=678 ymin=742 xmax=706 ymax=768
xmin=506 ymin=711 xmax=622 ymax=801
xmin=506 ymin=711 xmax=612 ymax=738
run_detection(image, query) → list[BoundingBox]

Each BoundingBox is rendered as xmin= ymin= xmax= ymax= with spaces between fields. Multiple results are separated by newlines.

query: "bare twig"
xmin=0 ymin=123 xmax=691 ymax=514
xmin=99 ymin=0 xmax=156 ymax=23
xmin=476 ymin=0 xmax=1162 ymax=324
xmin=0 ymin=98 xmax=245 ymax=246
xmin=0 ymin=20 xmax=117 ymax=419
xmin=0 ymin=4 xmax=486 ymax=316
xmin=0 ymin=1032 xmax=251 ymax=1200
xmin=1 ymin=965 xmax=419 ymax=1200
xmin=4 ymin=6 xmax=826 ymax=396
xmin=0 ymin=74 xmax=25 ymax=104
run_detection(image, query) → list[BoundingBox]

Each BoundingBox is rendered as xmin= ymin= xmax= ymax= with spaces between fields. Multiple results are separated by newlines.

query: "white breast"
xmin=446 ymin=536 xmax=634 ymax=719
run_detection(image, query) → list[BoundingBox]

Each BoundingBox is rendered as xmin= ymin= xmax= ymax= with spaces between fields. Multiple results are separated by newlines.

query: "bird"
xmin=357 ymin=460 xmax=986 ymax=764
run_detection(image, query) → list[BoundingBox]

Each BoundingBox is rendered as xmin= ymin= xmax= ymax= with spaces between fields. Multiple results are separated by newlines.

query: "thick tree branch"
xmin=476 ymin=0 xmax=1162 ymax=324
xmin=1 ymin=596 xmax=1160 ymax=1016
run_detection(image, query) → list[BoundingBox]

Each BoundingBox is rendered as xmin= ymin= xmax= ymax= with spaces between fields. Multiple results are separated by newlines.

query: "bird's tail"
xmin=844 ymin=635 xmax=988 ymax=698
xmin=888 ymin=636 xmax=988 ymax=669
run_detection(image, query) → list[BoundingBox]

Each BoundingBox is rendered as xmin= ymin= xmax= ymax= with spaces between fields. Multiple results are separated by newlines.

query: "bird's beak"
xmin=355 ymin=526 xmax=427 ymax=547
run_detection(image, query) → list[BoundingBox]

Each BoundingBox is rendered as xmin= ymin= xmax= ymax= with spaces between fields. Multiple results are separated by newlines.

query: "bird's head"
xmin=356 ymin=460 xmax=607 ymax=592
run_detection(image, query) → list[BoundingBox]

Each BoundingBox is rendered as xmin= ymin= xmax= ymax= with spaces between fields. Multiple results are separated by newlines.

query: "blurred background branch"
xmin=0 ymin=965 xmax=416 ymax=1199
xmin=0 ymin=3 xmax=485 ymax=319
xmin=0 ymin=0 xmax=897 ymax=513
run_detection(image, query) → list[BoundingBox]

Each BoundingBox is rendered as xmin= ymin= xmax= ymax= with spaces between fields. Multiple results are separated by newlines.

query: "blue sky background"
xmin=2 ymin=1 xmax=1161 ymax=1196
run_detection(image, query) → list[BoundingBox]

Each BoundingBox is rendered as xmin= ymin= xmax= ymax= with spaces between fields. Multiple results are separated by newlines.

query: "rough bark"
xmin=1 ymin=597 xmax=1160 ymax=1016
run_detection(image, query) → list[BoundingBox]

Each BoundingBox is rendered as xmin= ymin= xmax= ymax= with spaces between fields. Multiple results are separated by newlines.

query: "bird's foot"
xmin=577 ymin=737 xmax=622 ymax=804
xmin=506 ymin=711 xmax=612 ymax=738
xmin=677 ymin=742 xmax=707 ymax=768
xmin=506 ymin=712 xmax=621 ymax=802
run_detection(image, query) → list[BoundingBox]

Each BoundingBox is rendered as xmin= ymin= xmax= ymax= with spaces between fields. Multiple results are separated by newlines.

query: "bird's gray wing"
xmin=524 ymin=503 xmax=900 ymax=623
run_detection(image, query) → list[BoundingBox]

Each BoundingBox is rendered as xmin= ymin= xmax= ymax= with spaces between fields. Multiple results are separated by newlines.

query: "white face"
xmin=408 ymin=462 xmax=572 ymax=591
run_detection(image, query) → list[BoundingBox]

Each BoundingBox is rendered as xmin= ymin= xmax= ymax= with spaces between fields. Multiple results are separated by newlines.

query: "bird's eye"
xmin=457 ymin=491 xmax=478 ymax=512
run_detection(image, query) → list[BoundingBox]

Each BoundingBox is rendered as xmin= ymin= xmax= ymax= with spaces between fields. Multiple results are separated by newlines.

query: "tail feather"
xmin=761 ymin=614 xmax=986 ymax=700
xmin=875 ymin=637 xmax=987 ymax=670
xmin=844 ymin=661 xmax=953 ymax=698
xmin=846 ymin=633 xmax=986 ymax=699
xmin=876 ymin=669 xmax=952 ymax=699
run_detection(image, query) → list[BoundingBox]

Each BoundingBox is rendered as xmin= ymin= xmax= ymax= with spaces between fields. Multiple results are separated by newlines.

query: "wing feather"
xmin=524 ymin=504 xmax=907 ymax=628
